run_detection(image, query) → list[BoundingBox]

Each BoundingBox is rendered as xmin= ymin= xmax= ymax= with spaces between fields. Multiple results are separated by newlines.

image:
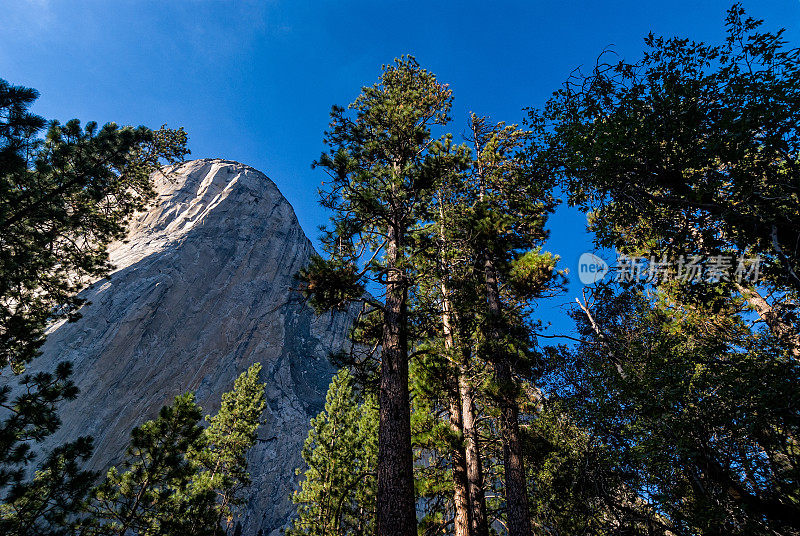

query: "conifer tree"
xmin=289 ymin=369 xmax=378 ymax=536
xmin=413 ymin=149 xmax=485 ymax=536
xmin=434 ymin=148 xmax=477 ymax=536
xmin=299 ymin=56 xmax=453 ymax=536
xmin=81 ymin=393 xmax=209 ymax=535
xmin=188 ymin=363 xmax=266 ymax=535
xmin=434 ymin=147 xmax=492 ymax=536
xmin=406 ymin=115 xmax=561 ymax=536
xmin=0 ymin=435 xmax=95 ymax=536
xmin=82 ymin=365 xmax=266 ymax=535
xmin=0 ymin=79 xmax=188 ymax=374
xmin=464 ymin=114 xmax=562 ymax=536
xmin=0 ymin=77 xmax=188 ymax=534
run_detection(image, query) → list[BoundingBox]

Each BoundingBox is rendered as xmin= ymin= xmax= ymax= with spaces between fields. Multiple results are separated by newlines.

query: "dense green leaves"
xmin=0 ymin=76 xmax=189 ymax=534
xmin=544 ymin=288 xmax=800 ymax=534
xmin=299 ymin=256 xmax=365 ymax=314
xmin=82 ymin=364 xmax=266 ymax=536
xmin=540 ymin=4 xmax=800 ymax=294
xmin=0 ymin=436 xmax=95 ymax=536
xmin=528 ymin=7 xmax=800 ymax=532
xmin=0 ymin=81 xmax=189 ymax=372
xmin=289 ymin=369 xmax=378 ymax=536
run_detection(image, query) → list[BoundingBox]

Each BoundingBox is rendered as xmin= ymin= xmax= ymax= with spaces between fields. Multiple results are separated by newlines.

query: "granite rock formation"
xmin=33 ymin=159 xmax=355 ymax=535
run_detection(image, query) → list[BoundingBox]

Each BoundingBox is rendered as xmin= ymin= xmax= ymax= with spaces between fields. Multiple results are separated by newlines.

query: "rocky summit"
xmin=34 ymin=159 xmax=356 ymax=535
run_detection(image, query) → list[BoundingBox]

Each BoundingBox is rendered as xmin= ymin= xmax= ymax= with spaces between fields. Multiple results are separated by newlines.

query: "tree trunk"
xmin=442 ymin=288 xmax=473 ymax=536
xmin=448 ymin=394 xmax=472 ymax=536
xmin=483 ymin=255 xmax=532 ymax=536
xmin=734 ymin=282 xmax=800 ymax=358
xmin=376 ymin=226 xmax=416 ymax=536
xmin=459 ymin=362 xmax=489 ymax=536
xmin=495 ymin=360 xmax=531 ymax=536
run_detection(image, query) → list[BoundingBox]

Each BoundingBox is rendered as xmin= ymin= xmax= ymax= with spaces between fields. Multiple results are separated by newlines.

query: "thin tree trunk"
xmin=442 ymin=287 xmax=472 ymax=536
xmin=459 ymin=360 xmax=489 ymax=536
xmin=448 ymin=394 xmax=472 ymax=536
xmin=469 ymin=115 xmax=525 ymax=536
xmin=483 ymin=255 xmax=532 ymax=536
xmin=376 ymin=226 xmax=416 ymax=536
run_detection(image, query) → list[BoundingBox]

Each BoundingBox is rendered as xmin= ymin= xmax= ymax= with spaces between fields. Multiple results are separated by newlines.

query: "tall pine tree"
xmin=299 ymin=56 xmax=453 ymax=536
xmin=0 ymin=77 xmax=188 ymax=534
xmin=188 ymin=363 xmax=266 ymax=535
xmin=466 ymin=114 xmax=562 ymax=536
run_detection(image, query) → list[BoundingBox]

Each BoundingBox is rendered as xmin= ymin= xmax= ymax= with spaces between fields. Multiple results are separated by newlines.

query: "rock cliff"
xmin=35 ymin=159 xmax=354 ymax=535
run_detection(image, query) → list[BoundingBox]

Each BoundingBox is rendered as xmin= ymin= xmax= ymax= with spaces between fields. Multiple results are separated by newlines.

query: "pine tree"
xmin=0 ymin=77 xmax=188 ymax=533
xmin=432 ymin=145 xmax=490 ymax=536
xmin=80 ymin=393 xmax=208 ymax=535
xmin=289 ymin=369 xmax=378 ymax=536
xmin=0 ymin=78 xmax=188 ymax=374
xmin=0 ymin=436 xmax=95 ymax=536
xmin=81 ymin=366 xmax=266 ymax=535
xmin=464 ymin=114 xmax=562 ymax=536
xmin=188 ymin=363 xmax=266 ymax=534
xmin=299 ymin=56 xmax=453 ymax=536
xmin=404 ymin=113 xmax=562 ymax=536
xmin=410 ymin=147 xmax=482 ymax=536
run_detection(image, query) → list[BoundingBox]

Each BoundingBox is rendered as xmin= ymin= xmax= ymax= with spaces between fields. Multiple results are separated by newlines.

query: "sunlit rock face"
xmin=36 ymin=159 xmax=354 ymax=535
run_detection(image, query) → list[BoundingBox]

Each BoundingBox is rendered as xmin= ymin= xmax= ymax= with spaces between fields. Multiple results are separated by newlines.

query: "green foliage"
xmin=523 ymin=404 xmax=661 ymax=535
xmin=0 ymin=77 xmax=189 ymax=373
xmin=81 ymin=393 xmax=209 ymax=535
xmin=541 ymin=3 xmax=800 ymax=294
xmin=508 ymin=249 xmax=564 ymax=300
xmin=0 ymin=76 xmax=189 ymax=533
xmin=298 ymin=256 xmax=365 ymax=314
xmin=461 ymin=113 xmax=563 ymax=380
xmin=188 ymin=363 xmax=266 ymax=532
xmin=0 ymin=362 xmax=79 ymax=487
xmin=81 ymin=365 xmax=266 ymax=536
xmin=0 ymin=436 xmax=95 ymax=536
xmin=532 ymin=7 xmax=800 ymax=533
xmin=408 ymin=353 xmax=465 ymax=535
xmin=303 ymin=55 xmax=454 ymax=313
xmin=289 ymin=369 xmax=378 ymax=536
xmin=546 ymin=288 xmax=800 ymax=534
xmin=0 ymin=362 xmax=99 ymax=535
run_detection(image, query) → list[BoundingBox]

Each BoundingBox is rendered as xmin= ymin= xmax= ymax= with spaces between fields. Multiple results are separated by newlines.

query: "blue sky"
xmin=2 ymin=0 xmax=799 ymax=338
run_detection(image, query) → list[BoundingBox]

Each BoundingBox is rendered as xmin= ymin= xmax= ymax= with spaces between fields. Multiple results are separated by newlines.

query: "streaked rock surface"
xmin=35 ymin=159 xmax=354 ymax=535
